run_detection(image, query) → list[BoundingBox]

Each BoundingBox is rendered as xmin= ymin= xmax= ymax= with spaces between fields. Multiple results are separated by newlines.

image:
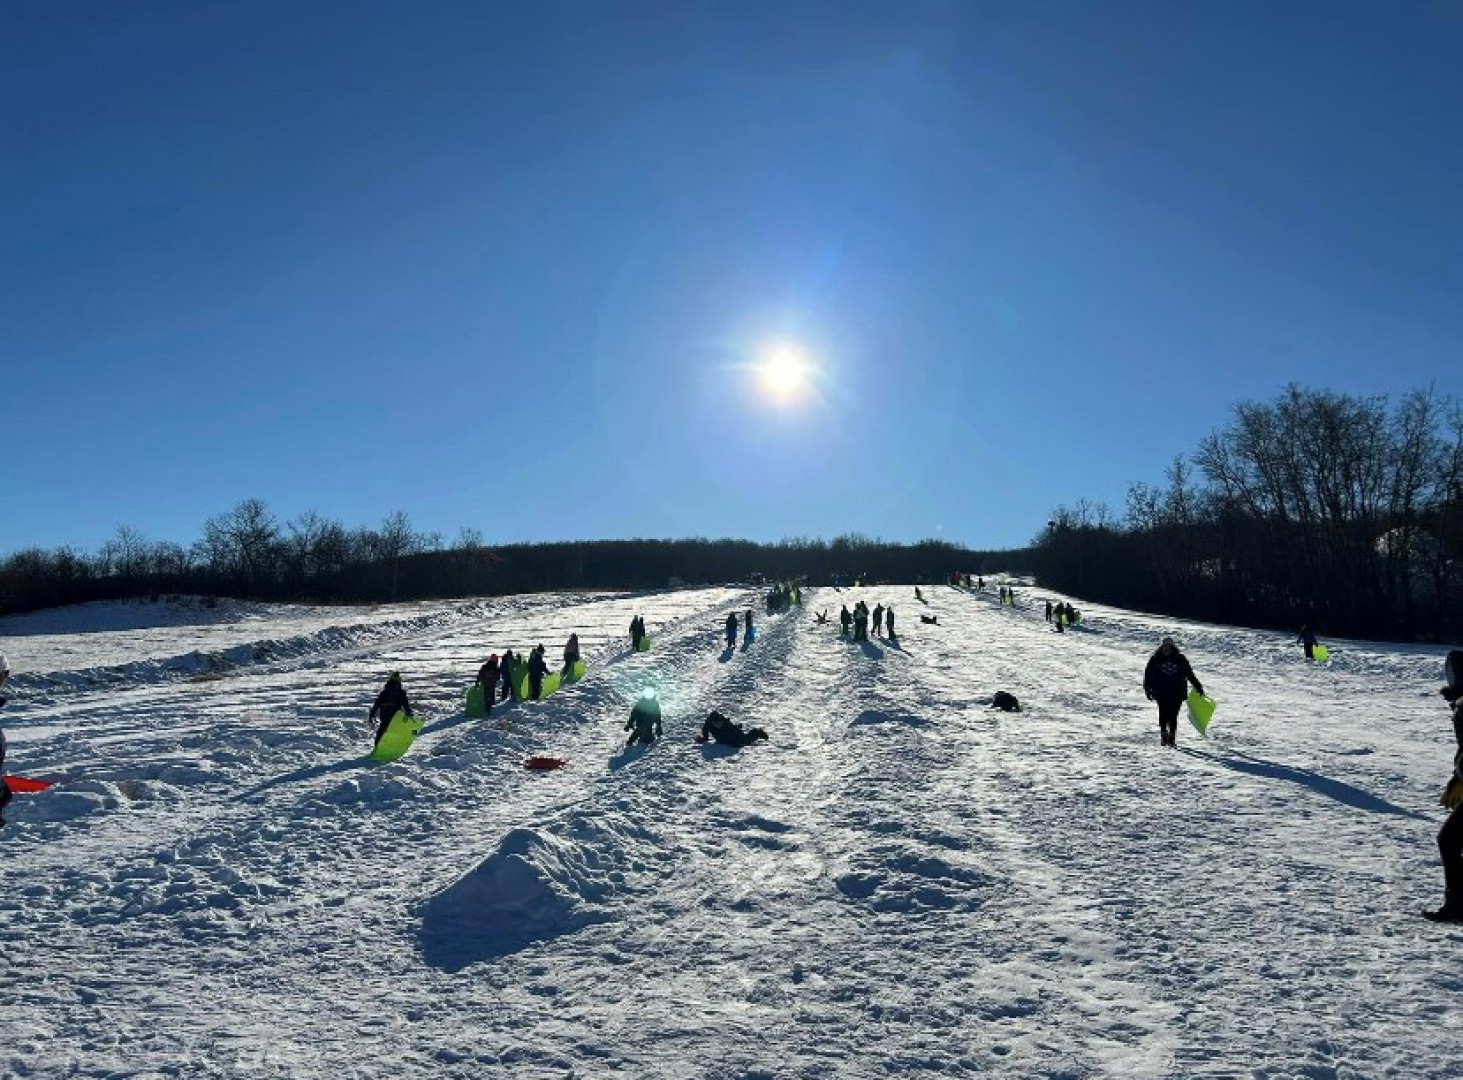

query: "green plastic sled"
xmin=635 ymin=636 xmax=652 ymax=653
xmin=369 ymin=710 xmax=423 ymax=762
xmin=538 ymin=671 xmax=563 ymax=700
xmin=564 ymin=659 xmax=587 ymax=684
xmin=1187 ymin=692 xmax=1217 ymax=737
xmin=1313 ymin=644 xmax=1329 ymax=663
xmin=464 ymin=683 xmax=488 ymax=718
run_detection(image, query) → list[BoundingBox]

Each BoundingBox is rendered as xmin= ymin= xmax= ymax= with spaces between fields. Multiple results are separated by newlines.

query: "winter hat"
xmin=1160 ymin=636 xmax=1176 ymax=648
xmin=1447 ymin=650 xmax=1463 ymax=693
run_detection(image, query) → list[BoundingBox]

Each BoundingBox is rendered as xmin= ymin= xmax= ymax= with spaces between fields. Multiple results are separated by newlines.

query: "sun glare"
xmin=756 ymin=345 xmax=811 ymax=403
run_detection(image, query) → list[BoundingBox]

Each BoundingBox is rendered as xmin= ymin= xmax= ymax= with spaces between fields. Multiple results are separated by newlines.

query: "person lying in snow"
xmin=697 ymin=710 xmax=769 ymax=747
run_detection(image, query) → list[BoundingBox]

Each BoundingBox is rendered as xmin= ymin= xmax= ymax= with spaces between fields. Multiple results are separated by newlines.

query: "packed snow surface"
xmin=2 ymin=584 xmax=1460 ymax=1078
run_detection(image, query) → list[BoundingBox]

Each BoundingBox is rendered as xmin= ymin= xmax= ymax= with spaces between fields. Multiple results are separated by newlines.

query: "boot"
xmin=1424 ymin=892 xmax=1463 ymax=922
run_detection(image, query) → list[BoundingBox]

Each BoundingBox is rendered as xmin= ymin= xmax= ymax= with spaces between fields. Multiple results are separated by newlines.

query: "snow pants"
xmin=1156 ymin=698 xmax=1182 ymax=746
xmin=1440 ymin=803 xmax=1463 ymax=895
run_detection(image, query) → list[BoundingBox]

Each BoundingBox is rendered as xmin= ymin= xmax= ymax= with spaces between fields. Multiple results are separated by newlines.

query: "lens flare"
xmin=756 ymin=345 xmax=811 ymax=403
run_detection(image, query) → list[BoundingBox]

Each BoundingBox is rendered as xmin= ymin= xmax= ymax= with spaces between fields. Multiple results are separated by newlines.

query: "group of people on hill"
xmin=724 ymin=609 xmax=756 ymax=648
xmin=838 ymin=600 xmax=896 ymax=642
xmin=765 ymin=583 xmax=801 ymax=614
xmin=998 ymin=585 xmax=1017 ymax=605
xmin=1045 ymin=599 xmax=1079 ymax=631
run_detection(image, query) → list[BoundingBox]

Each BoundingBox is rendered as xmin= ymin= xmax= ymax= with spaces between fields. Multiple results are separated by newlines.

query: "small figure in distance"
xmin=1297 ymin=623 xmax=1318 ymax=661
xmin=815 ymin=610 xmax=829 ymax=625
xmin=1142 ymin=637 xmax=1204 ymax=748
xmin=724 ymin=611 xmax=739 ymax=649
xmin=872 ymin=603 xmax=885 ymax=636
xmin=475 ymin=654 xmax=500 ymax=716
xmin=697 ymin=710 xmax=769 ymax=747
xmin=528 ymin=644 xmax=549 ymax=700
xmin=562 ymin=633 xmax=581 ymax=675
xmin=1425 ymin=649 xmax=1463 ymax=922
xmin=629 ymin=615 xmax=646 ymax=651
xmin=0 ymin=653 xmax=12 ymax=825
xmin=885 ymin=605 xmax=896 ymax=639
xmin=368 ymin=672 xmax=412 ymax=748
xmin=500 ymin=649 xmax=518 ymax=701
xmin=624 ymin=691 xmax=663 ymax=748
xmin=920 ymin=613 xmax=938 ymax=624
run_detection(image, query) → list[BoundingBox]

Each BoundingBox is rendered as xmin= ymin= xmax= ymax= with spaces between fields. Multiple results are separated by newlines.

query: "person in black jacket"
xmin=1142 ymin=637 xmax=1204 ymax=747
xmin=499 ymin=649 xmax=517 ymax=701
xmin=1426 ymin=649 xmax=1463 ymax=922
xmin=368 ymin=673 xmax=413 ymax=747
xmin=527 ymin=644 xmax=549 ymax=700
xmin=475 ymin=655 xmax=500 ymax=716
xmin=629 ymin=616 xmax=646 ymax=651
xmin=625 ymin=692 xmax=663 ymax=747
xmin=562 ymin=634 xmax=581 ymax=675
xmin=724 ymin=611 xmax=739 ymax=649
xmin=699 ymin=710 xmax=768 ymax=747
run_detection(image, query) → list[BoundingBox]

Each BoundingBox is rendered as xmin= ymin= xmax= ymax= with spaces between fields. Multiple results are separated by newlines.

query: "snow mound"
xmin=418 ymin=826 xmax=615 ymax=969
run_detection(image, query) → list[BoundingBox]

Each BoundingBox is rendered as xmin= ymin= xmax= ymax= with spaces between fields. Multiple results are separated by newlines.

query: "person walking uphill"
xmin=1426 ymin=649 xmax=1463 ymax=922
xmin=1297 ymin=624 xmax=1319 ymax=661
xmin=499 ymin=649 xmax=517 ymax=701
xmin=562 ymin=634 xmax=580 ymax=675
xmin=1143 ymin=637 xmax=1204 ymax=747
xmin=368 ymin=673 xmax=413 ymax=748
xmin=725 ymin=611 xmax=739 ymax=649
xmin=629 ymin=615 xmax=646 ymax=651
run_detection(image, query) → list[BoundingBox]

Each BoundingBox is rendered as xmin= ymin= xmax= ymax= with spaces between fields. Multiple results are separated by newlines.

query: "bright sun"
xmin=756 ymin=345 xmax=811 ymax=403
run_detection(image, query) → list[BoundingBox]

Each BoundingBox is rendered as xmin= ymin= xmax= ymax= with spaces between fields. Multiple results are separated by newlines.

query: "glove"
xmin=1194 ymin=687 xmax=1205 ymax=698
xmin=1442 ymin=778 xmax=1463 ymax=811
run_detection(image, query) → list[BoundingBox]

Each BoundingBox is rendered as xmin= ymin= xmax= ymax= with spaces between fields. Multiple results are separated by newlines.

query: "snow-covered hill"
xmin=1 ymin=585 xmax=1459 ymax=1078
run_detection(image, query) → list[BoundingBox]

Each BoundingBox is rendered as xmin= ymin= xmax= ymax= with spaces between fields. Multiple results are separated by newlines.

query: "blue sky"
xmin=4 ymin=1 xmax=1460 ymax=558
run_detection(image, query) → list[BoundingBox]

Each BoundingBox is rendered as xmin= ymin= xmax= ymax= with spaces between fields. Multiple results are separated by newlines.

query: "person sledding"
xmin=1425 ymin=649 xmax=1463 ymax=922
xmin=697 ymin=710 xmax=769 ymax=748
xmin=368 ymin=672 xmax=413 ymax=748
xmin=624 ymin=691 xmax=663 ymax=748
xmin=1142 ymin=637 xmax=1204 ymax=747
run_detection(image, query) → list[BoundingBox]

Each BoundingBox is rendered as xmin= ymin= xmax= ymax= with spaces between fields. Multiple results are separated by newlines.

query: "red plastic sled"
xmin=524 ymin=757 xmax=567 ymax=771
xmin=5 ymin=775 xmax=54 ymax=793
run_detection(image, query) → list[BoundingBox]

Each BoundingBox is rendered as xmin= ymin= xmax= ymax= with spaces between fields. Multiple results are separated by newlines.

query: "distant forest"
xmin=1032 ymin=385 xmax=1463 ymax=642
xmin=0 ymin=501 xmax=1030 ymax=618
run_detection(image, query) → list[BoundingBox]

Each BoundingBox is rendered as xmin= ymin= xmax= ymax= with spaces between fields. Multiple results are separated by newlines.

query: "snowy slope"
xmin=1 ymin=584 xmax=1460 ymax=1078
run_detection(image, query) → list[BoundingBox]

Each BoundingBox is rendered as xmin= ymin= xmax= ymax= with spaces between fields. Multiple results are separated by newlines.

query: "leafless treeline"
xmin=0 ymin=502 xmax=1022 ymax=616
xmin=1034 ymin=385 xmax=1463 ymax=640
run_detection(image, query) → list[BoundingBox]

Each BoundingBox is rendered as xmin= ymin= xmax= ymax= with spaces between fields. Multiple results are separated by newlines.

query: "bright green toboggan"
xmin=369 ymin=710 xmax=423 ymax=762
